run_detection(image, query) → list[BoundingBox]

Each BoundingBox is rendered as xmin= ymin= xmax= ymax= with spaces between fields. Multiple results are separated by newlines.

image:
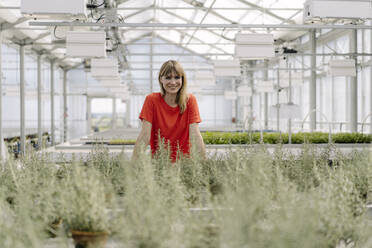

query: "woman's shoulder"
xmin=187 ymin=93 xmax=196 ymax=103
xmin=146 ymin=92 xmax=162 ymax=101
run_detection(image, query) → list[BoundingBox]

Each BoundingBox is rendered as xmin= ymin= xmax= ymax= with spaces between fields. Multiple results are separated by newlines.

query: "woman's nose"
xmin=169 ymin=78 xmax=179 ymax=83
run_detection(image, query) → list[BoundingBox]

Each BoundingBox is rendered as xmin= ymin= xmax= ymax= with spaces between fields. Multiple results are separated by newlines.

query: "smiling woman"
xmin=132 ymin=60 xmax=206 ymax=162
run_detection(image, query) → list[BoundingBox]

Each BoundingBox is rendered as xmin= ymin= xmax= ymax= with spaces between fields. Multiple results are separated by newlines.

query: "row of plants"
xmin=202 ymin=131 xmax=372 ymax=144
xmin=107 ymin=132 xmax=372 ymax=145
xmin=5 ymin=132 xmax=50 ymax=157
xmin=1 ymin=143 xmax=372 ymax=247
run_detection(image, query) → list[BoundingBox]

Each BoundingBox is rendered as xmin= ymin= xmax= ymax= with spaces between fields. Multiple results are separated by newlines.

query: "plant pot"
xmin=47 ymin=218 xmax=62 ymax=238
xmin=71 ymin=230 xmax=108 ymax=248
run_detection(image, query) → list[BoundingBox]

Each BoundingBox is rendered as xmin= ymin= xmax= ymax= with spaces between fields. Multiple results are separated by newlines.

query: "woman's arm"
xmin=189 ymin=123 xmax=206 ymax=159
xmin=131 ymin=120 xmax=152 ymax=161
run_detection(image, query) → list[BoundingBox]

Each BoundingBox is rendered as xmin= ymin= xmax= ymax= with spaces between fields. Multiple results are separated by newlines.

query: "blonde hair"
xmin=158 ymin=60 xmax=188 ymax=114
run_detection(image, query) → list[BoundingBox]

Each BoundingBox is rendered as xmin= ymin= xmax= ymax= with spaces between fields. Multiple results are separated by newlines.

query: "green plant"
xmin=0 ymin=191 xmax=45 ymax=248
xmin=1 ymin=140 xmax=372 ymax=247
xmin=117 ymin=149 xmax=188 ymax=247
xmin=201 ymin=132 xmax=372 ymax=145
xmin=86 ymin=145 xmax=128 ymax=195
xmin=58 ymin=163 xmax=113 ymax=233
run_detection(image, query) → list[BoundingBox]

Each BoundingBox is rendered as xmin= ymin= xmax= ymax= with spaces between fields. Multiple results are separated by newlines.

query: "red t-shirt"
xmin=139 ymin=92 xmax=201 ymax=160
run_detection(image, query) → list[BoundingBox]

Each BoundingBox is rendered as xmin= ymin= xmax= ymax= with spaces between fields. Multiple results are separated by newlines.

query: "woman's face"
xmin=160 ymin=72 xmax=183 ymax=95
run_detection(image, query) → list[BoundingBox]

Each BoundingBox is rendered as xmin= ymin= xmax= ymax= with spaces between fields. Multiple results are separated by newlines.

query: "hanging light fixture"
xmin=91 ymin=58 xmax=119 ymax=78
xmin=329 ymin=59 xmax=356 ymax=77
xmin=256 ymin=80 xmax=275 ymax=93
xmin=66 ymin=31 xmax=106 ymax=58
xmin=224 ymin=91 xmax=238 ymax=100
xmin=213 ymin=60 xmax=241 ymax=77
xmin=237 ymin=85 xmax=252 ymax=97
xmin=194 ymin=71 xmax=216 ymax=86
xmin=99 ymin=77 xmax=121 ymax=87
xmin=270 ymin=103 xmax=301 ymax=119
xmin=279 ymin=71 xmax=303 ymax=87
xmin=21 ymin=0 xmax=87 ymax=19
xmin=235 ymin=33 xmax=275 ymax=60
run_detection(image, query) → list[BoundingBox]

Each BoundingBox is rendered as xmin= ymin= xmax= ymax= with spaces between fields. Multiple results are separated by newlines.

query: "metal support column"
xmin=126 ymin=99 xmax=131 ymax=127
xmin=63 ymin=69 xmax=67 ymax=142
xmin=86 ymin=97 xmax=92 ymax=134
xmin=264 ymin=60 xmax=269 ymax=130
xmin=150 ymin=33 xmax=153 ymax=93
xmin=370 ymin=22 xmax=372 ymax=133
xmin=20 ymin=44 xmax=26 ymax=155
xmin=242 ymin=63 xmax=249 ymax=128
xmin=50 ymin=60 xmax=55 ymax=146
xmin=331 ymin=74 xmax=335 ymax=131
xmin=112 ymin=97 xmax=117 ymax=129
xmin=248 ymin=62 xmax=254 ymax=128
xmin=0 ymin=32 xmax=3 ymax=159
xmin=350 ymin=29 xmax=358 ymax=132
xmin=37 ymin=54 xmax=42 ymax=149
xmin=288 ymin=63 xmax=292 ymax=144
xmin=310 ymin=29 xmax=317 ymax=132
xmin=232 ymin=79 xmax=236 ymax=126
xmin=276 ymin=68 xmax=280 ymax=131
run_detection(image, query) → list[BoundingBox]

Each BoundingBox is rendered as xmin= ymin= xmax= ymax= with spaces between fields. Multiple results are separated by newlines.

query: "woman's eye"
xmin=175 ymin=76 xmax=181 ymax=80
xmin=165 ymin=77 xmax=171 ymax=80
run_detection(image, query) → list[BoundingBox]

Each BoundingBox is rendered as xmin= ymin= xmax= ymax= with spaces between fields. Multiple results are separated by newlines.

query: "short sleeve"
xmin=139 ymin=95 xmax=154 ymax=124
xmin=188 ymin=94 xmax=201 ymax=124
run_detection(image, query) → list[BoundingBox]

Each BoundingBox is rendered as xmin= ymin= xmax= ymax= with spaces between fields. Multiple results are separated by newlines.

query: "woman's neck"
xmin=163 ymin=93 xmax=177 ymax=106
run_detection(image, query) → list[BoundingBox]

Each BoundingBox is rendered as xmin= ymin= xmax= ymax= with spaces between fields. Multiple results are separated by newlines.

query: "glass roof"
xmin=0 ymin=0 xmax=310 ymax=94
xmin=0 ymin=0 xmax=306 ymax=63
xmin=115 ymin=0 xmax=305 ymax=58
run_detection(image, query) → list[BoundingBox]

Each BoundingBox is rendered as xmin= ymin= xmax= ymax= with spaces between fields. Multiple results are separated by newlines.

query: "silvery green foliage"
xmin=58 ymin=163 xmax=111 ymax=232
xmin=0 ymin=192 xmax=43 ymax=248
xmin=1 ymin=144 xmax=372 ymax=247
xmin=86 ymin=144 xmax=127 ymax=195
xmin=117 ymin=149 xmax=188 ymax=247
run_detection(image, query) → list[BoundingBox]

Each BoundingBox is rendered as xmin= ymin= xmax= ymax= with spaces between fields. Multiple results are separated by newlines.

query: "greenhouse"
xmin=2 ymin=0 xmax=372 ymax=247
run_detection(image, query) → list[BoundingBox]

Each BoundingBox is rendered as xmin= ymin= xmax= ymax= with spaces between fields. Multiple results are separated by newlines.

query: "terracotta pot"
xmin=47 ymin=219 xmax=62 ymax=238
xmin=71 ymin=230 xmax=108 ymax=248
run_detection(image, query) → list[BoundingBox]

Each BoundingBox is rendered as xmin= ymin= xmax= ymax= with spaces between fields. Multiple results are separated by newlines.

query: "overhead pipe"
xmin=37 ymin=54 xmax=42 ymax=149
xmin=20 ymin=44 xmax=26 ymax=155
xmin=309 ymin=29 xmax=316 ymax=132
xmin=29 ymin=22 xmax=372 ymax=30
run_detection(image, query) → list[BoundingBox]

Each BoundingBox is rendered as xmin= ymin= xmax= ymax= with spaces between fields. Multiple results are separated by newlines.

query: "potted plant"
xmin=58 ymin=163 xmax=112 ymax=248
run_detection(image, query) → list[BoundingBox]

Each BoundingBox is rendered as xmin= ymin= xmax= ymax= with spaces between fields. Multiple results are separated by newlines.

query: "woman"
xmin=132 ymin=60 xmax=205 ymax=162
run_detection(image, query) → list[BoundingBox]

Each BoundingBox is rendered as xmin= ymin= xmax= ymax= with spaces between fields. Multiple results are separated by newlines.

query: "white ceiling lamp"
xmin=3 ymin=86 xmax=19 ymax=97
xmin=188 ymin=82 xmax=202 ymax=94
xmin=110 ymin=86 xmax=129 ymax=98
xmin=95 ymin=75 xmax=121 ymax=81
xmin=112 ymin=86 xmax=129 ymax=94
xmin=280 ymin=103 xmax=301 ymax=119
xmin=66 ymin=31 xmax=106 ymax=58
xmin=213 ymin=60 xmax=241 ymax=77
xmin=329 ymin=59 xmax=356 ymax=77
xmin=3 ymin=87 xmax=50 ymax=98
xmin=235 ymin=33 xmax=275 ymax=60
xmin=279 ymin=71 xmax=303 ymax=87
xmin=303 ymin=0 xmax=372 ymax=23
xmin=102 ymin=84 xmax=125 ymax=88
xmin=224 ymin=91 xmax=238 ymax=100
xmin=86 ymin=87 xmax=111 ymax=95
xmin=91 ymin=58 xmax=119 ymax=78
xmin=256 ymin=80 xmax=275 ymax=93
xmin=237 ymin=85 xmax=252 ymax=97
xmin=194 ymin=71 xmax=216 ymax=86
xmin=114 ymin=92 xmax=130 ymax=100
xmin=99 ymin=77 xmax=121 ymax=87
xmin=270 ymin=103 xmax=301 ymax=119
xmin=21 ymin=0 xmax=87 ymax=19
